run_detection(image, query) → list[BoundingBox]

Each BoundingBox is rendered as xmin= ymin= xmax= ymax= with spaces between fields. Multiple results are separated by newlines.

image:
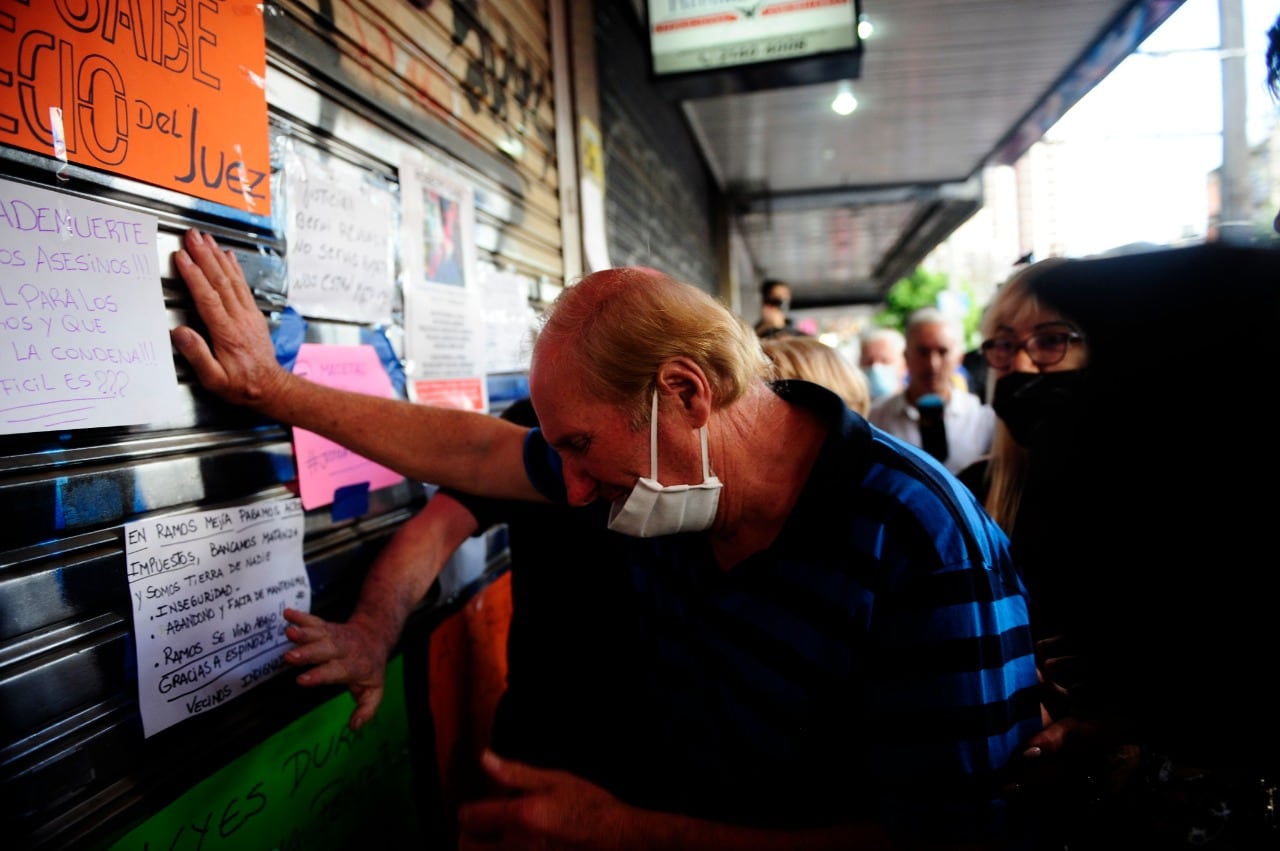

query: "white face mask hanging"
xmin=607 ymin=390 xmax=722 ymax=538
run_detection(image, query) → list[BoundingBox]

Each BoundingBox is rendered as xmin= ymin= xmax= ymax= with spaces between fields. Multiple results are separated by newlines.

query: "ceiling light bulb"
xmin=832 ymin=89 xmax=858 ymax=116
xmin=857 ymin=15 xmax=874 ymax=40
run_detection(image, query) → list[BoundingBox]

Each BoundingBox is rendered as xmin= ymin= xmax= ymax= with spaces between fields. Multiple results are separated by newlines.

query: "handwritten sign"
xmin=108 ymin=657 xmax=419 ymax=850
xmin=292 ymin=344 xmax=405 ymax=510
xmin=283 ymin=146 xmax=395 ymax=323
xmin=125 ymin=498 xmax=309 ymax=738
xmin=0 ymin=4 xmax=270 ymax=215
xmin=0 ymin=178 xmax=178 ymax=435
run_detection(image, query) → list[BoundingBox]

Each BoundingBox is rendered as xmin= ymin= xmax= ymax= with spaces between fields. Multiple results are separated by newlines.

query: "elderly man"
xmin=858 ymin=326 xmax=907 ymax=402
xmin=868 ymin=307 xmax=994 ymax=475
xmin=171 ymin=229 xmax=1039 ymax=849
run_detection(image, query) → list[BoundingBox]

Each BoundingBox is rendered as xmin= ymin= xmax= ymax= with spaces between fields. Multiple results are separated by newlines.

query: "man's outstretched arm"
xmin=169 ymin=228 xmax=541 ymax=501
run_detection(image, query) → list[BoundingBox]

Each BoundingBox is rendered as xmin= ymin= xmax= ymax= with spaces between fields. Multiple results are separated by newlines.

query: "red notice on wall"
xmin=0 ymin=3 xmax=271 ymax=217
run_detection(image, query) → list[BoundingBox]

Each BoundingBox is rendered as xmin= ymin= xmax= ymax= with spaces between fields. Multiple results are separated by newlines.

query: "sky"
xmin=1044 ymin=0 xmax=1280 ymax=255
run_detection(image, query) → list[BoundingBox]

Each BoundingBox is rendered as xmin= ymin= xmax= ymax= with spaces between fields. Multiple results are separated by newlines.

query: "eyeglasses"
xmin=763 ymin=297 xmax=789 ymax=308
xmin=980 ymin=329 xmax=1083 ymax=369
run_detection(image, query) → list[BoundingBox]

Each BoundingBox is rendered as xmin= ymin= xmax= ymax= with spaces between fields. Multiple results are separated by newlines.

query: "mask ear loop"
xmin=652 ymin=388 xmax=715 ymax=484
xmin=649 ymin=389 xmax=660 ymax=479
xmin=699 ymin=423 xmax=712 ymax=481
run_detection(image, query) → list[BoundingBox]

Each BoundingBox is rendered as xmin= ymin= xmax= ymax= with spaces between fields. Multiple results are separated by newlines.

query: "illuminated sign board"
xmin=648 ymin=0 xmax=861 ymax=89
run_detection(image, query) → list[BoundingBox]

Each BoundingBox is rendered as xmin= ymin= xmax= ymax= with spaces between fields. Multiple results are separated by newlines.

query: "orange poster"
xmin=0 ymin=3 xmax=270 ymax=216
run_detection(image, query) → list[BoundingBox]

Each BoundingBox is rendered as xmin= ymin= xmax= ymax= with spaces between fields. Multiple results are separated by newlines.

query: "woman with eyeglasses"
xmin=976 ymin=244 xmax=1280 ymax=850
xmin=963 ymin=257 xmax=1084 ymax=536
xmin=969 ymin=256 xmax=1138 ymax=851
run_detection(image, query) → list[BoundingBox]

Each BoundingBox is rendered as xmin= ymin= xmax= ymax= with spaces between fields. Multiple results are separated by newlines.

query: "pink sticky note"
xmin=292 ymin=344 xmax=405 ymax=510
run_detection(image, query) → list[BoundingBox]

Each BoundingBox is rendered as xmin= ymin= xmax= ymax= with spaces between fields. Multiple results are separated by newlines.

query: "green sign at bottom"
xmin=108 ymin=655 xmax=422 ymax=850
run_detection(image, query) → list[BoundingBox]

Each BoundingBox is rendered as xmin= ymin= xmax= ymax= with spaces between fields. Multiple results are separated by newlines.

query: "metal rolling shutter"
xmin=595 ymin=0 xmax=718 ymax=291
xmin=1 ymin=2 xmax=560 ymax=847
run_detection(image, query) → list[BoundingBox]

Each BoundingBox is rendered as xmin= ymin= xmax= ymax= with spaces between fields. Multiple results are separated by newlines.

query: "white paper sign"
xmin=399 ymin=150 xmax=487 ymax=410
xmin=0 ymin=178 xmax=177 ymax=435
xmin=125 ymin=498 xmax=309 ymax=738
xmin=477 ymin=262 xmax=536 ymax=375
xmin=403 ymin=282 xmax=487 ymax=380
xmin=283 ymin=146 xmax=396 ymax=324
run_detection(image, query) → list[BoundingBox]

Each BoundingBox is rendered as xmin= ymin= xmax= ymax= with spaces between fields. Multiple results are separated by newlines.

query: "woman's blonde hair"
xmin=761 ymin=335 xmax=871 ymax=415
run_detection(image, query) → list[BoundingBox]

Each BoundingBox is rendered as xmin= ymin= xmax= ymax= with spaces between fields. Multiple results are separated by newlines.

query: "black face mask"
xmin=992 ymin=370 xmax=1089 ymax=449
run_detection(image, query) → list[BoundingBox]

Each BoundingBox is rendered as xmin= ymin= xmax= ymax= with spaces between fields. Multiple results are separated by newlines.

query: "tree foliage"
xmin=872 ymin=267 xmax=984 ymax=347
xmin=873 ymin=267 xmax=950 ymax=330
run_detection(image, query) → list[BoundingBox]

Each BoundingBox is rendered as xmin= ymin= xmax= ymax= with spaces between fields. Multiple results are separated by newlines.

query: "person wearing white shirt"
xmin=867 ymin=307 xmax=994 ymax=475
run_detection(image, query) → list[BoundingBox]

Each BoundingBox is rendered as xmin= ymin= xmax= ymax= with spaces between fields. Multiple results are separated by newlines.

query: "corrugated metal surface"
xmin=271 ymin=0 xmax=563 ymax=282
xmin=596 ymin=0 xmax=718 ymax=291
xmin=0 ymin=1 xmax=559 ymax=846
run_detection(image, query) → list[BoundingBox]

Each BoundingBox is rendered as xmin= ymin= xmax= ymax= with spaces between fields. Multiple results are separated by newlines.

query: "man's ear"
xmin=655 ymin=359 xmax=711 ymax=427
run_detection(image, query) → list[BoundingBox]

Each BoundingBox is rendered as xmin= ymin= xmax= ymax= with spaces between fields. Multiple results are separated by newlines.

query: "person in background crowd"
xmin=858 ymin=326 xmax=907 ymax=402
xmin=761 ymin=334 xmax=871 ymax=415
xmin=867 ymin=307 xmax=994 ymax=475
xmin=960 ymin=257 xmax=1079 ymax=639
xmin=171 ymin=229 xmax=1040 ymax=850
xmin=982 ymin=246 xmax=1280 ymax=850
xmin=753 ymin=277 xmax=808 ymax=338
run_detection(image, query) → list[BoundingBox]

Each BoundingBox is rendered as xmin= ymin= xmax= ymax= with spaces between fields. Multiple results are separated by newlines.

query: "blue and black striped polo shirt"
xmin=522 ymin=379 xmax=1040 ymax=842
